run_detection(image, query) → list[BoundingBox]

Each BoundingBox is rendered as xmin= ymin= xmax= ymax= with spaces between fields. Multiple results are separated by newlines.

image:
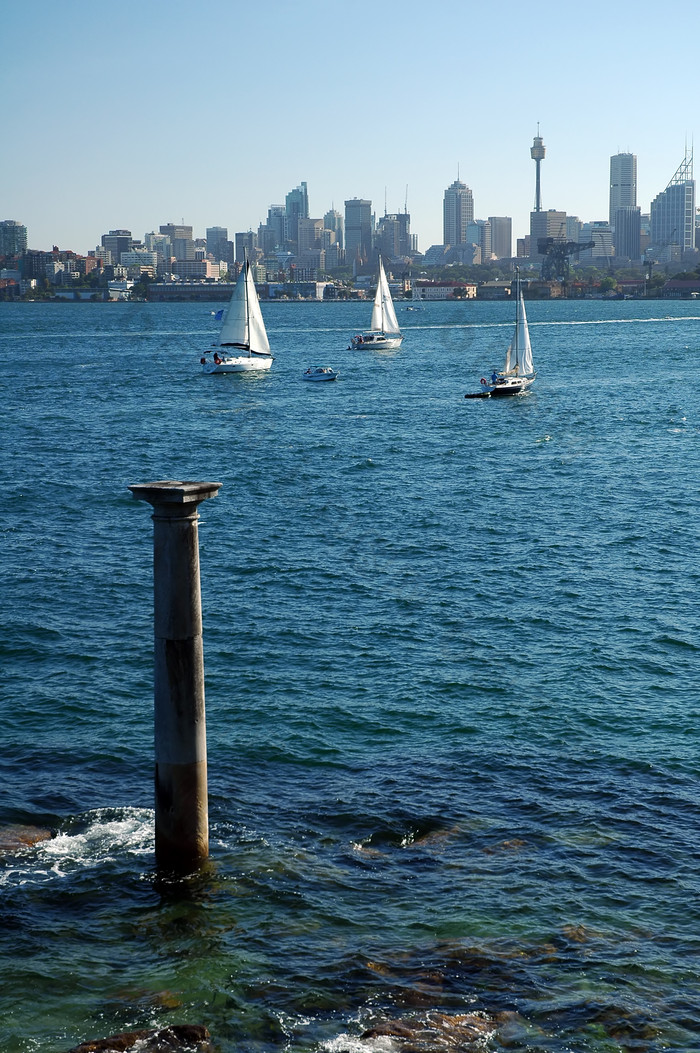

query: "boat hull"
xmin=303 ymin=368 xmax=338 ymax=381
xmin=351 ymin=332 xmax=403 ymax=350
xmin=201 ymin=355 xmax=272 ymax=374
xmin=482 ymin=375 xmax=534 ymax=396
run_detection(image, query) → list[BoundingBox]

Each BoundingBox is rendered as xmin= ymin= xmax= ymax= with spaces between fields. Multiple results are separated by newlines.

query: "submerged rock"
xmin=361 ymin=1011 xmax=497 ymax=1050
xmin=0 ymin=825 xmax=53 ymax=855
xmin=66 ymin=1024 xmax=212 ymax=1052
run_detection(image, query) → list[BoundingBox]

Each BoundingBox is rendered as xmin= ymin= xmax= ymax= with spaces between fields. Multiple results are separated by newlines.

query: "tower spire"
xmin=530 ymin=127 xmax=546 ymax=212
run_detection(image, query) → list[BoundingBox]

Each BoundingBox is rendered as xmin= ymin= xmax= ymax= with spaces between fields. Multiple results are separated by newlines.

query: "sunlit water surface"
xmin=1 ymin=298 xmax=699 ymax=1052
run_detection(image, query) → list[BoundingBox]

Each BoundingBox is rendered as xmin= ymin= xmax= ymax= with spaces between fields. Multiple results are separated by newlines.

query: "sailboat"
xmin=350 ymin=257 xmax=403 ymax=350
xmin=200 ymin=259 xmax=273 ymax=373
xmin=405 ymin=280 xmax=424 ymax=310
xmin=469 ymin=270 xmax=535 ymax=397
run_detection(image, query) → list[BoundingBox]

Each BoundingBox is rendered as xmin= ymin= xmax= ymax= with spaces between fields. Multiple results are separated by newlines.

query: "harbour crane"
xmin=538 ymin=237 xmax=595 ymax=281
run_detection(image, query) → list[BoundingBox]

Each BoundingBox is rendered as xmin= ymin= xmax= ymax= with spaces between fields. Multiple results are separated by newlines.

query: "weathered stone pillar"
xmin=128 ymin=480 xmax=221 ymax=872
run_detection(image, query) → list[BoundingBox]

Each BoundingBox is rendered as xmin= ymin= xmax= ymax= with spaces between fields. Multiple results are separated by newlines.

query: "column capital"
xmin=129 ymin=481 xmax=221 ymax=513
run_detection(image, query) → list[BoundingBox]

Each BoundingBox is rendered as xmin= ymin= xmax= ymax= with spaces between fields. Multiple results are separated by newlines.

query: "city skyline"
xmin=2 ymin=0 xmax=698 ymax=256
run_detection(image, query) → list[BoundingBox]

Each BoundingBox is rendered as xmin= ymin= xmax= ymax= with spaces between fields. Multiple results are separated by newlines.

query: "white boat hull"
xmin=303 ymin=367 xmax=338 ymax=381
xmin=201 ymin=354 xmax=272 ymax=374
xmin=351 ymin=332 xmax=403 ymax=350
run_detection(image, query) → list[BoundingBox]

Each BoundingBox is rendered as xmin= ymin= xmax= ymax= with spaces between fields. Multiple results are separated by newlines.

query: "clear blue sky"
xmin=2 ymin=0 xmax=697 ymax=256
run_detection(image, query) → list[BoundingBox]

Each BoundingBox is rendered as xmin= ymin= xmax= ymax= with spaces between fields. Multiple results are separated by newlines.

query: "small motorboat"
xmin=302 ymin=366 xmax=338 ymax=382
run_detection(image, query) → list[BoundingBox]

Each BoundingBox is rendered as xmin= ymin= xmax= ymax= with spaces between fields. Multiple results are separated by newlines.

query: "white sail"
xmin=515 ymin=293 xmax=533 ymax=375
xmin=505 ymin=282 xmax=533 ymax=376
xmin=370 ymin=258 xmax=401 ymax=335
xmin=216 ymin=260 xmax=270 ymax=355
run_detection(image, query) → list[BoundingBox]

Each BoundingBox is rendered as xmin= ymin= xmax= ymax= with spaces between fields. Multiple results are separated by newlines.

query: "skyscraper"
xmin=443 ymin=180 xmax=474 ymax=246
xmin=344 ymin=198 xmax=372 ymax=264
xmin=0 ymin=219 xmax=28 ymax=256
xmin=613 ymin=206 xmax=641 ymax=260
xmin=324 ymin=209 xmax=344 ymax=250
xmin=235 ymin=231 xmax=257 ymax=263
xmin=375 ymin=214 xmax=400 ymax=259
xmin=297 ymin=218 xmax=324 ymax=254
xmin=260 ymin=206 xmax=286 ymax=252
xmin=650 ymin=150 xmax=695 ymax=257
xmin=466 ymin=220 xmax=491 ymax=262
xmin=159 ymin=223 xmax=194 ymax=261
xmin=285 ymin=181 xmax=309 ymax=247
xmin=609 ymin=153 xmax=637 ymax=227
xmin=101 ymin=229 xmax=133 ymax=265
xmin=488 ymin=217 xmax=512 ymax=260
xmin=530 ymin=210 xmax=567 ymax=257
xmin=206 ymin=226 xmax=229 ymax=261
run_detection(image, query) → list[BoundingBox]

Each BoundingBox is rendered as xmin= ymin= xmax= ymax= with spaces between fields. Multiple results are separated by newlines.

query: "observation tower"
xmin=530 ymin=127 xmax=546 ymax=212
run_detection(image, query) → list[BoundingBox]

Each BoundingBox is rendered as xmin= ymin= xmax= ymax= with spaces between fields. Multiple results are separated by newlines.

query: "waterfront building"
xmin=609 ymin=153 xmax=637 ymax=228
xmin=414 ymin=280 xmax=477 ymax=300
xmin=649 ymin=150 xmax=695 ymax=258
xmin=0 ymin=219 xmax=28 ymax=257
xmin=443 ymin=179 xmax=474 ymax=246
xmin=173 ymin=259 xmax=220 ymax=280
xmin=344 ymin=198 xmax=372 ymax=265
xmin=488 ymin=217 xmax=512 ymax=259
xmin=120 ymin=249 xmax=157 ymax=277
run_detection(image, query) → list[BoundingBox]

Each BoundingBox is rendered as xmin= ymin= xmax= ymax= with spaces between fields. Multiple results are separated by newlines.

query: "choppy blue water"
xmin=1 ymin=297 xmax=700 ymax=1052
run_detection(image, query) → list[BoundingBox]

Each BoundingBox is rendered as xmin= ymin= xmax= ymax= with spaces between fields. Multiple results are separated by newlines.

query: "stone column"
xmin=128 ymin=480 xmax=221 ymax=872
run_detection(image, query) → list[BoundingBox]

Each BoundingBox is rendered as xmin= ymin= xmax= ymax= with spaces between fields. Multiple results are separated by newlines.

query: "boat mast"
xmin=379 ymin=256 xmax=385 ymax=333
xmin=243 ymin=255 xmax=251 ymax=355
xmin=514 ymin=267 xmax=520 ymax=372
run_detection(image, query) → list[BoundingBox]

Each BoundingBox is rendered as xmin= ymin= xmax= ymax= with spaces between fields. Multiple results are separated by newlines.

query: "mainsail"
xmin=505 ymin=283 xmax=533 ymax=376
xmin=370 ymin=258 xmax=401 ymax=335
xmin=217 ymin=260 xmax=270 ymax=355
